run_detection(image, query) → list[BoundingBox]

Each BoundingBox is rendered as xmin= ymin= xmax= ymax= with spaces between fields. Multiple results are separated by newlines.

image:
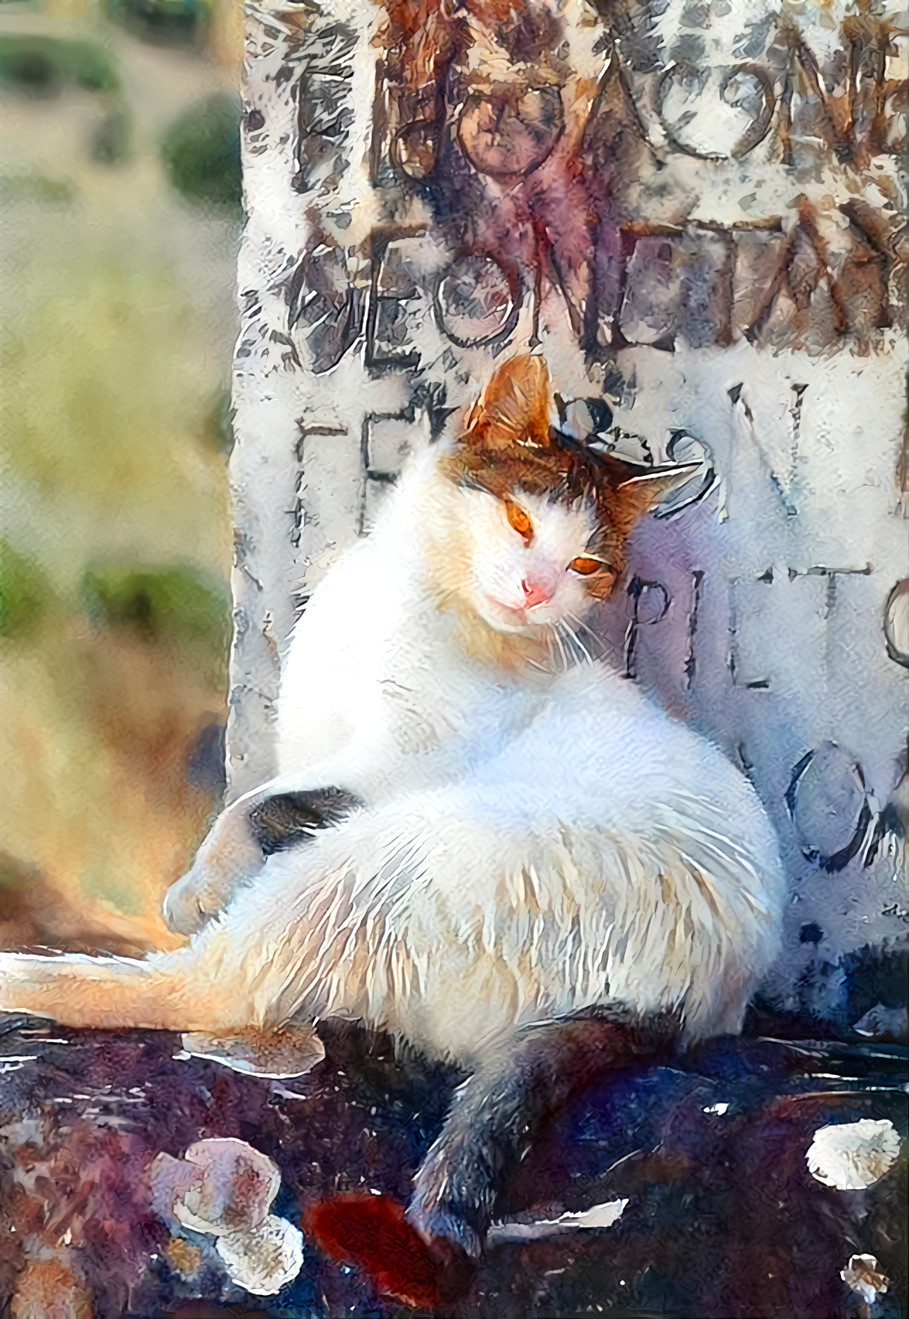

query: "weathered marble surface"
xmin=1 ymin=1012 xmax=906 ymax=1317
xmin=228 ymin=0 xmax=907 ymax=1025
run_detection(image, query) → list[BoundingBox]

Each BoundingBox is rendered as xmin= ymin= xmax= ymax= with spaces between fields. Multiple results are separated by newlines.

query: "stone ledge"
xmin=1 ymin=1013 xmax=905 ymax=1317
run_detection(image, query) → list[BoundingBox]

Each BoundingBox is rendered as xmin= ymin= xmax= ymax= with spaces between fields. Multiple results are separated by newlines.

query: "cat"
xmin=0 ymin=354 xmax=785 ymax=1304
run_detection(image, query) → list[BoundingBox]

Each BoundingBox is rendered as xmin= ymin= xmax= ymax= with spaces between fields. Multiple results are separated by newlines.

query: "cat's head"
xmin=434 ymin=354 xmax=686 ymax=636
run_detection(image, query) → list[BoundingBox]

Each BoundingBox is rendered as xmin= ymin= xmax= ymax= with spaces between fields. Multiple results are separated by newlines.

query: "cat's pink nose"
xmin=522 ymin=578 xmax=554 ymax=609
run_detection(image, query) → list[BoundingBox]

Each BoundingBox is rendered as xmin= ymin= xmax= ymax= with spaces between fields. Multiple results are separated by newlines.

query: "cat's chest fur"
xmin=377 ymin=597 xmax=550 ymax=760
xmin=275 ymin=525 xmax=551 ymax=797
xmin=378 ymin=665 xmax=522 ymax=758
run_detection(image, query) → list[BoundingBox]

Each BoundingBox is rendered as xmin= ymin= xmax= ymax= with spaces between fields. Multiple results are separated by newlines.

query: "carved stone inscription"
xmin=233 ymin=0 xmax=908 ymax=1020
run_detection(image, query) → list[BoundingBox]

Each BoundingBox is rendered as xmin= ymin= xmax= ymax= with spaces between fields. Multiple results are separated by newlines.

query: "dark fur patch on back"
xmin=249 ymin=788 xmax=362 ymax=856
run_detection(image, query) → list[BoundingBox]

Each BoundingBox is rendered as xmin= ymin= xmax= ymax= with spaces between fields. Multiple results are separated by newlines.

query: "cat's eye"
xmin=504 ymin=497 xmax=533 ymax=543
xmin=569 ymin=556 xmax=604 ymax=576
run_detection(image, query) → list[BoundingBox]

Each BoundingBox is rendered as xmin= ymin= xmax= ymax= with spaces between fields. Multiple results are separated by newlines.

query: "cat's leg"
xmin=1 ymin=795 xmax=396 ymax=1038
xmin=0 ymin=942 xmax=324 ymax=1077
xmin=0 ymin=947 xmax=238 ymax=1033
xmin=163 ymin=771 xmax=363 ymax=936
xmin=0 ymin=850 xmax=311 ymax=1034
xmin=248 ymin=788 xmax=363 ymax=855
xmin=0 ymin=840 xmax=345 ymax=1075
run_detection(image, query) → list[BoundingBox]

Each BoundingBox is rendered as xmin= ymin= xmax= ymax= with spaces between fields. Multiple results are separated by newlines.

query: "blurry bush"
xmin=0 ymin=35 xmax=120 ymax=98
xmin=1 ymin=241 xmax=234 ymax=947
xmin=0 ymin=35 xmax=131 ymax=166
xmin=0 ymin=174 xmax=77 ymax=203
xmin=0 ymin=540 xmax=55 ymax=639
xmin=0 ymin=1 xmax=237 ymax=950
xmin=81 ymin=562 xmax=231 ymax=687
xmin=161 ymin=91 xmax=242 ymax=212
xmin=104 ymin=0 xmax=211 ymax=47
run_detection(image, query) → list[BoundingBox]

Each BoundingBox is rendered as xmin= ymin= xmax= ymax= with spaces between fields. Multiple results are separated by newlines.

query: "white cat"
xmin=0 ymin=354 xmax=784 ymax=1292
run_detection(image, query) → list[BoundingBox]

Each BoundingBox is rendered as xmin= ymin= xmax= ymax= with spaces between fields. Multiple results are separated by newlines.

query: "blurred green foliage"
xmin=0 ymin=36 xmax=131 ymax=169
xmin=104 ymin=0 xmax=211 ymax=47
xmin=203 ymin=386 xmax=236 ymax=455
xmin=2 ymin=227 xmax=234 ymax=682
xmin=3 ymin=245 xmax=227 ymax=531
xmin=81 ymin=561 xmax=230 ymax=654
xmin=161 ymin=91 xmax=242 ymax=213
xmin=0 ymin=174 xmax=77 ymax=204
xmin=0 ymin=541 xmax=54 ymax=638
xmin=1 ymin=11 xmax=236 ymax=930
xmin=0 ymin=35 xmax=120 ymax=98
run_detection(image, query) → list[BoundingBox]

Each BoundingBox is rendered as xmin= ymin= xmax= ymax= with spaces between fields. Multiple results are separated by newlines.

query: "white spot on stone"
xmin=487 ymin=1198 xmax=629 ymax=1242
xmin=840 ymin=1253 xmax=889 ymax=1305
xmin=806 ymin=1119 xmax=901 ymax=1190
xmin=216 ymin=1214 xmax=305 ymax=1295
xmin=151 ymin=1138 xmax=281 ymax=1238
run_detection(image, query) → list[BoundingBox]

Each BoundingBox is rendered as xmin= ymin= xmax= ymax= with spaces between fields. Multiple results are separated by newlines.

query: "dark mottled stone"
xmin=0 ymin=1014 xmax=905 ymax=1317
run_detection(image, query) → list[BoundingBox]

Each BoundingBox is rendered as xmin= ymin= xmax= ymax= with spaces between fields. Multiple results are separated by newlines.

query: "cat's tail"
xmin=0 ymin=947 xmax=247 ymax=1034
xmin=307 ymin=1006 xmax=680 ymax=1307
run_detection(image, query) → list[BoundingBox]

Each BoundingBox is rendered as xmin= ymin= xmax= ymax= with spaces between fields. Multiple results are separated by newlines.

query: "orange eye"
xmin=504 ymin=498 xmax=533 ymax=543
xmin=569 ymin=556 xmax=604 ymax=576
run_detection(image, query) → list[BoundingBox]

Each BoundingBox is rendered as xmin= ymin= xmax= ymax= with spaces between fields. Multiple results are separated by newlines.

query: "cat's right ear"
xmin=461 ymin=354 xmax=553 ymax=454
xmin=600 ymin=457 xmax=702 ymax=523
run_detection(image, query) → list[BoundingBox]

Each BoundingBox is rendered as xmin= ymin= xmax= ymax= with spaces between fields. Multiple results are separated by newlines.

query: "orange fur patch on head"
xmin=444 ymin=354 xmax=672 ymax=599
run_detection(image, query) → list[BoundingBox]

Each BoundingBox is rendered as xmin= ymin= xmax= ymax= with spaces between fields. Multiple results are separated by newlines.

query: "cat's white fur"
xmin=0 ymin=428 xmax=785 ymax=1068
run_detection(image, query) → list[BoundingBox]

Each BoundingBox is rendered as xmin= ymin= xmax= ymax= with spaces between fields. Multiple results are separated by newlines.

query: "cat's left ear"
xmin=462 ymin=353 xmax=553 ymax=453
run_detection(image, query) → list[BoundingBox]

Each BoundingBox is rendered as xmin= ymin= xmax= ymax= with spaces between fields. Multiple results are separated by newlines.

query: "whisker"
xmin=566 ymin=623 xmax=592 ymax=667
xmin=548 ymin=624 xmax=562 ymax=673
xmin=572 ymin=625 xmax=592 ymax=667
xmin=557 ymin=617 xmax=583 ymax=665
xmin=565 ymin=610 xmax=604 ymax=663
xmin=554 ymin=620 xmax=573 ymax=670
xmin=557 ymin=619 xmax=583 ymax=671
xmin=549 ymin=622 xmax=569 ymax=674
xmin=566 ymin=609 xmax=602 ymax=648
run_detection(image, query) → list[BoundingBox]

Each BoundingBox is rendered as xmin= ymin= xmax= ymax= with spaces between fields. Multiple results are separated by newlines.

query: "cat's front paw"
xmin=161 ymin=872 xmax=211 ymax=936
xmin=162 ymin=805 xmax=263 ymax=935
